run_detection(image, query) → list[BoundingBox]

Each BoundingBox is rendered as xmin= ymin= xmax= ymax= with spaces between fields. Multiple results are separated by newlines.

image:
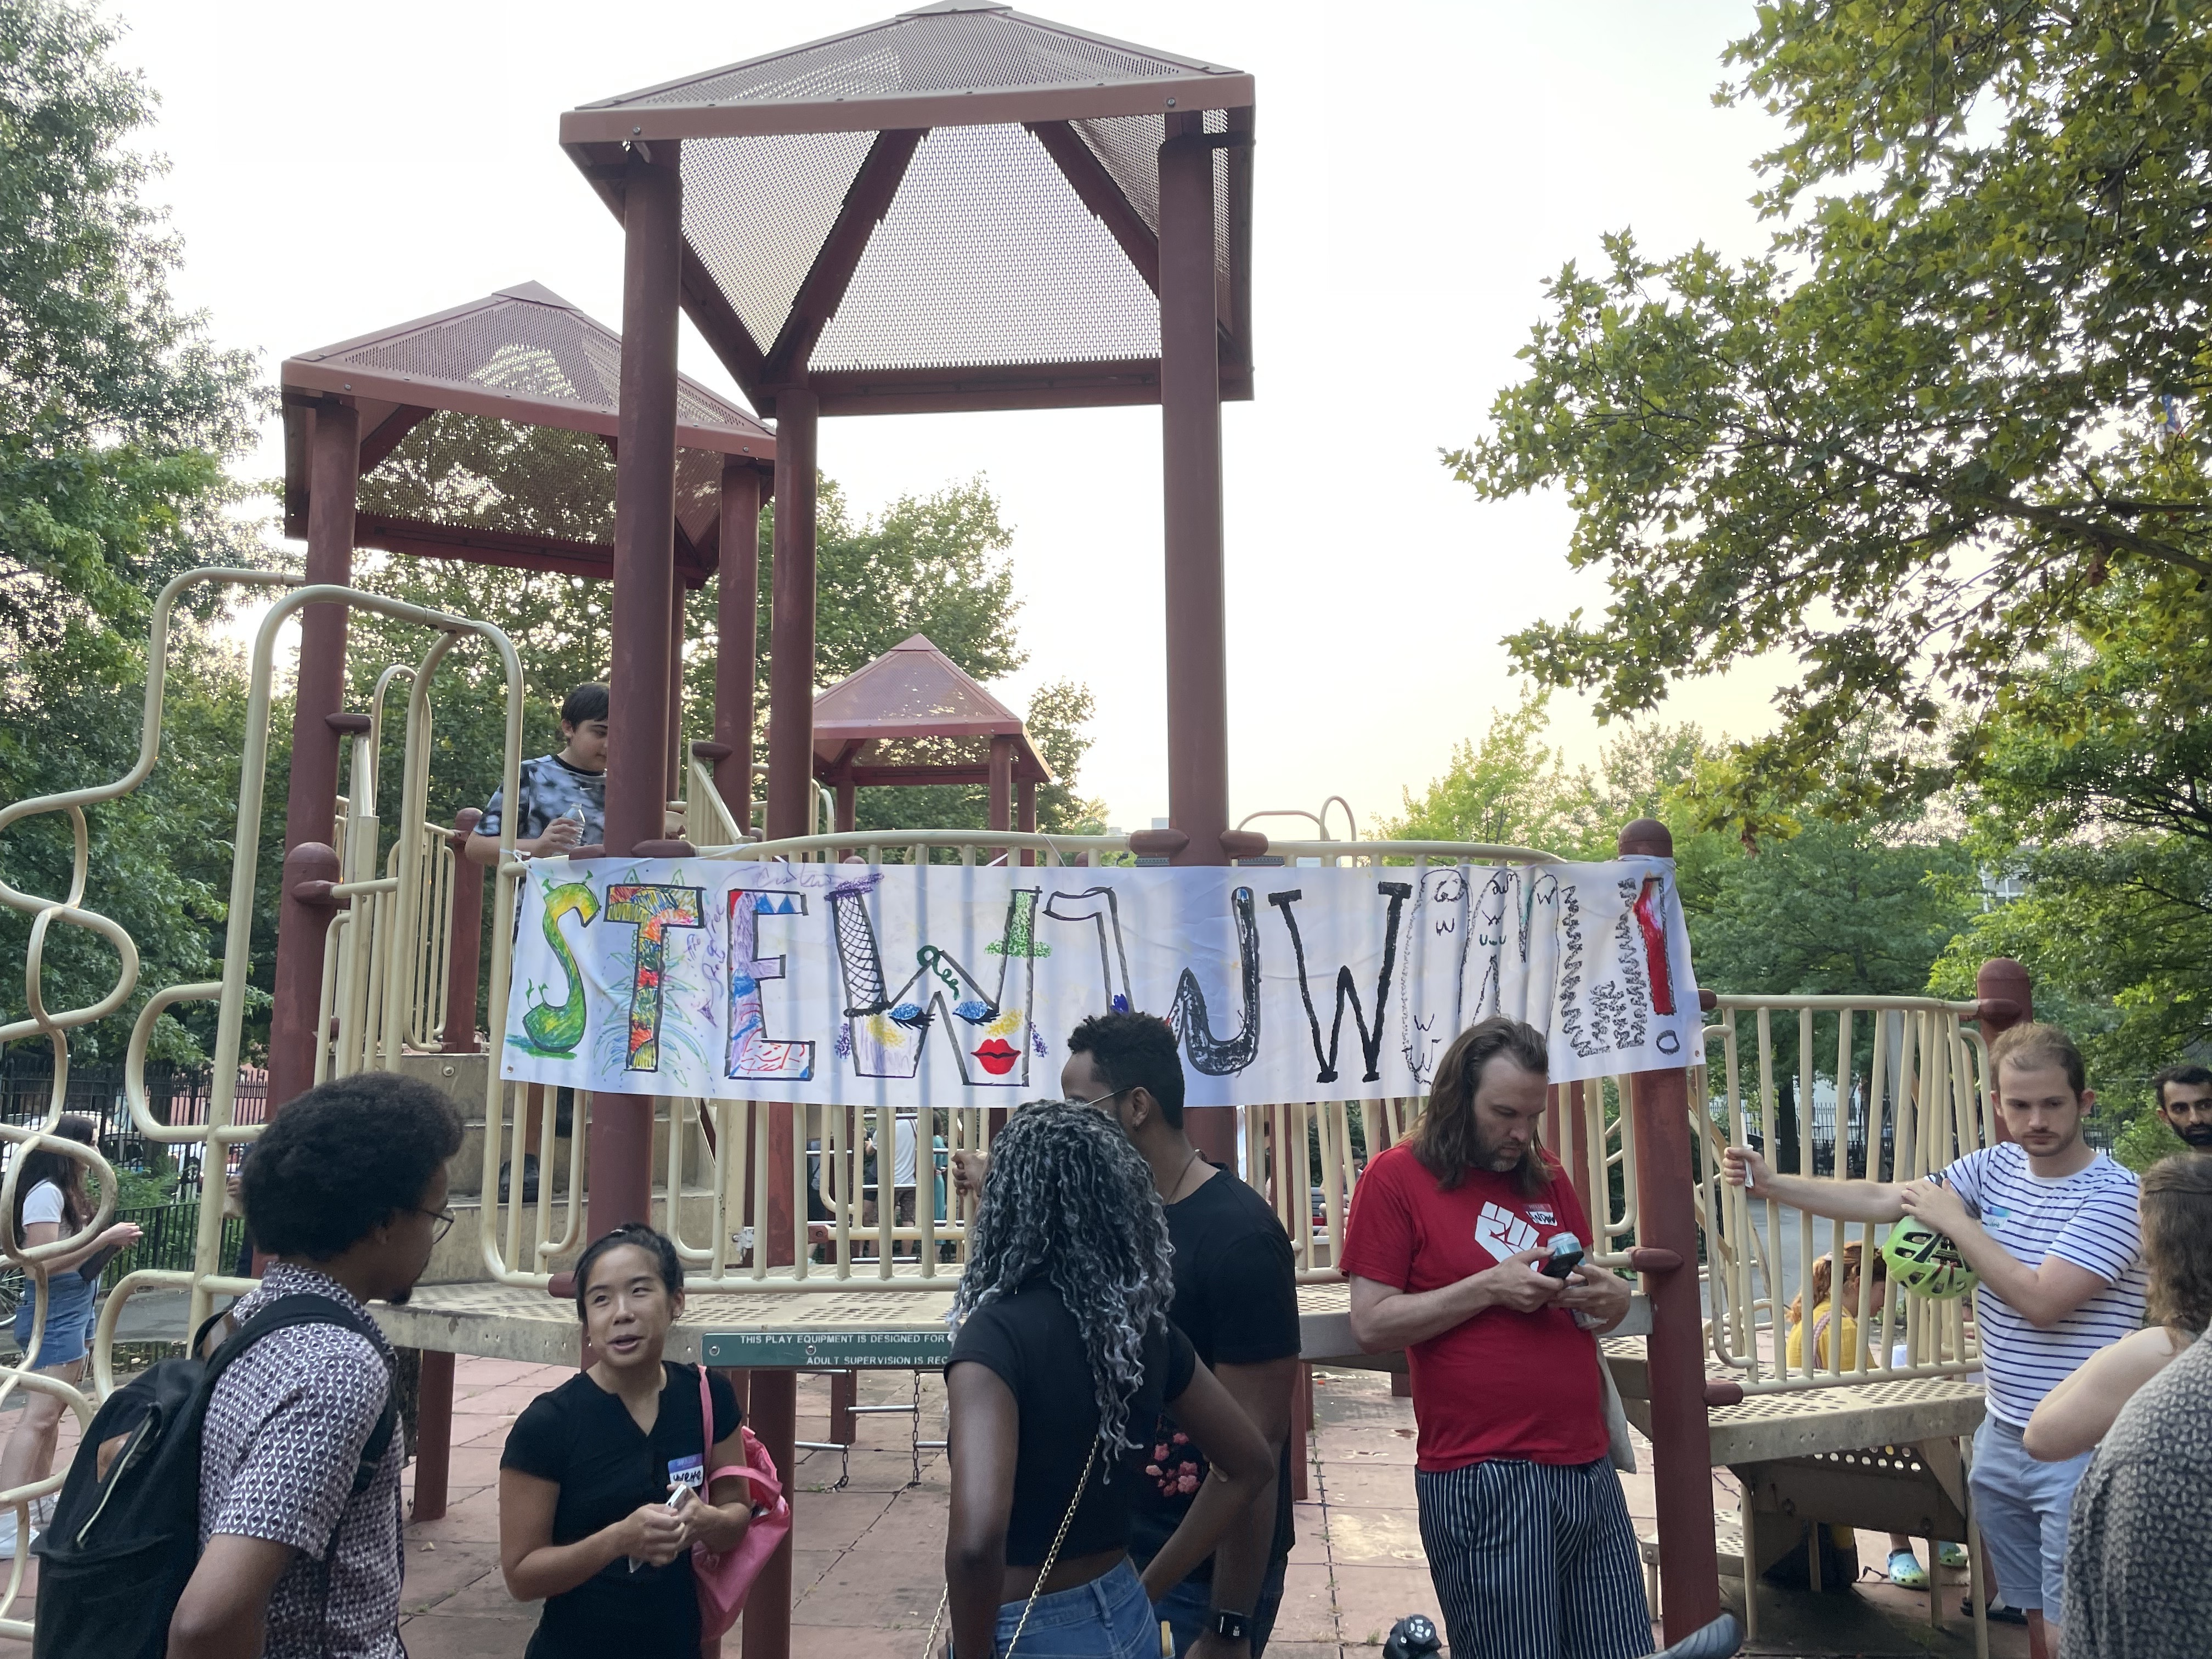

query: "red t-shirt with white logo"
xmin=1340 ymin=1141 xmax=1607 ymax=1472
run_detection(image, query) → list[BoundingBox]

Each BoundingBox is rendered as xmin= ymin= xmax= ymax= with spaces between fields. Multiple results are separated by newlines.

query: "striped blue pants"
xmin=1414 ymin=1458 xmax=1652 ymax=1659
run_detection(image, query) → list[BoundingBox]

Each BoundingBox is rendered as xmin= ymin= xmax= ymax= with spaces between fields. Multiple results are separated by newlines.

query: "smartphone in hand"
xmin=1538 ymin=1235 xmax=1585 ymax=1279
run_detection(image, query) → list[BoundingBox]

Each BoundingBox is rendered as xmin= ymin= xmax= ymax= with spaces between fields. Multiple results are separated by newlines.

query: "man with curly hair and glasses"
xmin=168 ymin=1072 xmax=461 ymax=1659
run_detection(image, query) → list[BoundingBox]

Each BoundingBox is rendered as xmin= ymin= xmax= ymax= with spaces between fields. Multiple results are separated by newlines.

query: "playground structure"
xmin=0 ymin=7 xmax=2042 ymax=1655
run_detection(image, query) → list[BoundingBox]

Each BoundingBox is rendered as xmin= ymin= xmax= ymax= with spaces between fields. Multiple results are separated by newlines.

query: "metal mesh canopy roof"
xmin=562 ymin=2 xmax=1252 ymax=416
xmin=812 ymin=633 xmax=1051 ymax=786
xmin=281 ymin=283 xmax=774 ymax=588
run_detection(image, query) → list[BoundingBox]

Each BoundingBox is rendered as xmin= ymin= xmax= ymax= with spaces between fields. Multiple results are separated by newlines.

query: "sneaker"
xmin=1961 ymin=1596 xmax=2030 ymax=1626
xmin=1888 ymin=1548 xmax=1929 ymax=1589
xmin=1937 ymin=1541 xmax=1970 ymax=1570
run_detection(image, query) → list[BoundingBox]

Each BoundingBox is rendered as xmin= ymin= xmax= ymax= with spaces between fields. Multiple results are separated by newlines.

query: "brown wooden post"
xmin=829 ymin=1369 xmax=857 ymax=1446
xmin=754 ymin=388 xmax=811 ymax=1659
xmin=1619 ymin=817 xmax=1721 ymax=1640
xmin=713 ymin=464 xmax=760 ymax=830
xmin=765 ymin=387 xmax=819 ymax=843
xmin=1017 ymin=777 xmax=1037 ymax=867
xmin=267 ymin=402 xmax=359 ymax=1113
xmin=1566 ymin=1079 xmax=1594 ymax=1223
xmin=1157 ymin=112 xmax=1229 ymax=873
xmin=741 ymin=1370 xmax=798 ymax=1659
xmin=592 ymin=137 xmax=683 ymax=1240
xmin=410 ymin=1349 xmax=456 ymax=1521
xmin=1976 ymin=958 xmax=2033 ymax=1145
xmin=1288 ymin=1362 xmax=1312 ymax=1501
xmin=1159 ymin=112 xmax=1238 ymax=1169
xmin=988 ymin=733 xmax=1014 ymax=865
xmin=668 ymin=571 xmax=688 ymax=804
xmin=834 ymin=778 xmax=856 ymax=833
xmin=439 ymin=809 xmax=485 ymax=1052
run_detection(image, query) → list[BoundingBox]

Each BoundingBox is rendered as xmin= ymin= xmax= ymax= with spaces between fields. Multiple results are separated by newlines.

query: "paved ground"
xmin=0 ymin=1356 xmax=2026 ymax=1657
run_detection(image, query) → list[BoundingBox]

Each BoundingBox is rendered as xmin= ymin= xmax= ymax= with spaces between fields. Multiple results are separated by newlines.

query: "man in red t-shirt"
xmin=1342 ymin=1016 xmax=1649 ymax=1659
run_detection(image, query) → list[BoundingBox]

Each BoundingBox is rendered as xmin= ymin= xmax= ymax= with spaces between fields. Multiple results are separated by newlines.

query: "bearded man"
xmin=1342 ymin=1017 xmax=1647 ymax=1659
xmin=2154 ymin=1063 xmax=2212 ymax=1152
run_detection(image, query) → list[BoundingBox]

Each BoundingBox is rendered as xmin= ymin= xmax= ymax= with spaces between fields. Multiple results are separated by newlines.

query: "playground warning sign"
xmin=499 ymin=859 xmax=1701 ymax=1107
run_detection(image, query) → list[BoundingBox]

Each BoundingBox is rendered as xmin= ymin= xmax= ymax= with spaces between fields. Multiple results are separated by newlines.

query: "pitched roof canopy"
xmin=813 ymin=633 xmax=1052 ymax=787
xmin=281 ymin=283 xmax=774 ymax=589
xmin=562 ymin=3 xmax=1253 ymax=419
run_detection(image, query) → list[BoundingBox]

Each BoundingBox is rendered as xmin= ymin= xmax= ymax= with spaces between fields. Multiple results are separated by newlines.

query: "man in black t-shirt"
xmin=1068 ymin=1013 xmax=1300 ymax=1658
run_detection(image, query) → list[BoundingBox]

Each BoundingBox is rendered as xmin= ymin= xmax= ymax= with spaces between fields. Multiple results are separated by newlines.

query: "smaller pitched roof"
xmin=281 ymin=283 xmax=772 ymax=455
xmin=813 ymin=633 xmax=1052 ymax=786
xmin=280 ymin=284 xmax=774 ymax=589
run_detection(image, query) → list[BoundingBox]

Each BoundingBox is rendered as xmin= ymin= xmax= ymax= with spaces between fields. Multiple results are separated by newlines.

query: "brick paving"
xmin=0 ymin=1356 xmax=2027 ymax=1656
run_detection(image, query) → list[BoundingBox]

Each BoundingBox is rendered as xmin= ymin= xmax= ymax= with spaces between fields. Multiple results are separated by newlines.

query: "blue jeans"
xmin=991 ymin=1557 xmax=1158 ymax=1658
xmin=1970 ymin=1413 xmax=2092 ymax=1615
xmin=1147 ymin=1555 xmax=1288 ymax=1657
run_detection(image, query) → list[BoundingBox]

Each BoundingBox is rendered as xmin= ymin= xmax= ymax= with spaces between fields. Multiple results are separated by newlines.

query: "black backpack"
xmin=31 ymin=1294 xmax=397 ymax=1659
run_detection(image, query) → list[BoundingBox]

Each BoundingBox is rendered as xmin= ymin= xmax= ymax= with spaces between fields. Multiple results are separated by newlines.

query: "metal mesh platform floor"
xmin=379 ymin=1277 xmax=1372 ymax=1367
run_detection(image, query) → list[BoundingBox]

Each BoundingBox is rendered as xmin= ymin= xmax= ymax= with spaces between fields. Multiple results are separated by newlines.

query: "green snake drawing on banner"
xmin=516 ymin=877 xmax=599 ymax=1056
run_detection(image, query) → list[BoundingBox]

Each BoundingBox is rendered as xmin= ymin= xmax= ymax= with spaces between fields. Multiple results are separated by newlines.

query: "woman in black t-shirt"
xmin=946 ymin=1102 xmax=1269 ymax=1659
xmin=498 ymin=1225 xmax=752 ymax=1658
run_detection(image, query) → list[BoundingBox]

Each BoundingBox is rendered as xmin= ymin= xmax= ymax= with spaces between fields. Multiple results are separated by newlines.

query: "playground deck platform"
xmin=378 ymin=1283 xmax=1987 ymax=1470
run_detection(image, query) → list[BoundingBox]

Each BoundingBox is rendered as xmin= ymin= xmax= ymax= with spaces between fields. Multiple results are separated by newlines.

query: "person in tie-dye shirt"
xmin=468 ymin=684 xmax=607 ymax=865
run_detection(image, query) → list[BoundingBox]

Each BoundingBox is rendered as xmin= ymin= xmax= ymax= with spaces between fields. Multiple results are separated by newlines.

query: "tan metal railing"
xmin=1699 ymin=996 xmax=1994 ymax=1394
xmin=0 ymin=566 xmax=521 ymax=1639
xmin=710 ymin=828 xmax=1133 ymax=865
xmin=0 ymin=569 xmax=513 ymax=1638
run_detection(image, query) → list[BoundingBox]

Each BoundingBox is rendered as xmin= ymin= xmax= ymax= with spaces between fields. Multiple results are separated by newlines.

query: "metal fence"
xmin=0 ymin=1200 xmax=245 ymax=1334
xmin=0 ymin=1056 xmax=268 ymax=1192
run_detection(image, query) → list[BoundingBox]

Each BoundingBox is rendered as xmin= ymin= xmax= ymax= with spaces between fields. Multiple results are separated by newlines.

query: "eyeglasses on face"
xmin=413 ymin=1207 xmax=458 ymax=1243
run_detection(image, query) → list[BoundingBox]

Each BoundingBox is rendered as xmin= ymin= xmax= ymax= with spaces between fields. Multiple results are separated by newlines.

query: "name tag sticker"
xmin=668 ymin=1454 xmax=705 ymax=1492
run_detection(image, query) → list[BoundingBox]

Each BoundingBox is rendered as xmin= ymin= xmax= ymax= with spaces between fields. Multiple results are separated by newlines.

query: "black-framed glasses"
xmin=1077 ymin=1086 xmax=1133 ymax=1110
xmin=415 ymin=1207 xmax=457 ymax=1243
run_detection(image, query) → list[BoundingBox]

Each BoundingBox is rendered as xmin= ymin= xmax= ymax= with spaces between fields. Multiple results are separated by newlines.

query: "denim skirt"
xmin=992 ymin=1557 xmax=1158 ymax=1658
xmin=12 ymin=1269 xmax=97 ymax=1369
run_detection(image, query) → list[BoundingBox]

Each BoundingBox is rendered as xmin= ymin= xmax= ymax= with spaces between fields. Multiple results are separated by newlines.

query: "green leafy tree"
xmin=0 ymin=0 xmax=262 ymax=653
xmin=1932 ymin=572 xmax=2212 ymax=1159
xmin=1380 ymin=689 xmax=1601 ymax=853
xmin=1 ymin=0 xmax=267 ymax=1064
xmin=0 ymin=623 xmax=273 ymax=1063
xmin=1449 ymin=1 xmax=2212 ymax=821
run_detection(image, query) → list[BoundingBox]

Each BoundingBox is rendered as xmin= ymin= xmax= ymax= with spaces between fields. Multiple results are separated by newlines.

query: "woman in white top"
xmin=2026 ymin=1154 xmax=2211 ymax=1461
xmin=0 ymin=1115 xmax=142 ymax=1555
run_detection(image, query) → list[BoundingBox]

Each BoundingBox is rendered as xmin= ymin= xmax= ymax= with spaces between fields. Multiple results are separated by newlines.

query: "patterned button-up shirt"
xmin=198 ymin=1264 xmax=404 ymax=1659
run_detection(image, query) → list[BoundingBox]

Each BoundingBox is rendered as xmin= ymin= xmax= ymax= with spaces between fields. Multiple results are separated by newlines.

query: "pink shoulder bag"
xmin=690 ymin=1364 xmax=791 ymax=1640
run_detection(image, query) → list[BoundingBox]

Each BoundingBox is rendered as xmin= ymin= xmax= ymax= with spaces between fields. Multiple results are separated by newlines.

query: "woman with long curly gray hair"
xmin=944 ymin=1102 xmax=1268 ymax=1659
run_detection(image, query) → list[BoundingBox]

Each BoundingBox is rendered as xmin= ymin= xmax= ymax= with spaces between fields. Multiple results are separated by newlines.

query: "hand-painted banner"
xmin=498 ymin=857 xmax=1701 ymax=1106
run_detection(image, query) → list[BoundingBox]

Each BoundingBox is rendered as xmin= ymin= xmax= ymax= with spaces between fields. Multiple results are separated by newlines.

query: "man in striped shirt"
xmin=1724 ymin=1024 xmax=2144 ymax=1659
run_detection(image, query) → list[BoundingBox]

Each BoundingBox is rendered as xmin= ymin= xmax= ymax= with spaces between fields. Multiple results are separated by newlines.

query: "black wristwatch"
xmin=1209 ymin=1610 xmax=1252 ymax=1641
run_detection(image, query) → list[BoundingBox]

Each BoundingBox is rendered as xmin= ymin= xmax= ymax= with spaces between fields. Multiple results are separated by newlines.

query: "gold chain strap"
xmin=922 ymin=1436 xmax=1101 ymax=1659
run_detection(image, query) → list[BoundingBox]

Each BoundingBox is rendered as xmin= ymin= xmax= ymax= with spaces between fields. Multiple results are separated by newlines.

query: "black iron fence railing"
xmin=0 ymin=1200 xmax=246 ymax=1327
xmin=0 ymin=1055 xmax=269 ymax=1193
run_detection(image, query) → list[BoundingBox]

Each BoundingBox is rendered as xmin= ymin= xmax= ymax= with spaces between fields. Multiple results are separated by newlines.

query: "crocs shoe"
xmin=1888 ymin=1548 xmax=1929 ymax=1589
xmin=1937 ymin=1542 xmax=1969 ymax=1570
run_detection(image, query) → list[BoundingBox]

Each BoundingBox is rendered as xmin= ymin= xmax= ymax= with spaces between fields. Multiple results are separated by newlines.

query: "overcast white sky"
xmin=110 ymin=0 xmax=1795 ymax=834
